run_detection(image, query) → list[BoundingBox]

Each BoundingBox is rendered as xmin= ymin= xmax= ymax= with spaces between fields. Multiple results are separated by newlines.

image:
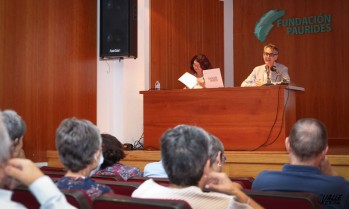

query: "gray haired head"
xmin=161 ymin=124 xmax=211 ymax=186
xmin=208 ymin=134 xmax=224 ymax=165
xmin=0 ymin=112 xmax=12 ymax=167
xmin=2 ymin=109 xmax=26 ymax=141
xmin=56 ymin=118 xmax=101 ymax=172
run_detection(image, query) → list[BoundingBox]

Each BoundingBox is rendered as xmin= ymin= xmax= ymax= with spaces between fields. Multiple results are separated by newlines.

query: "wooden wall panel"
xmin=0 ymin=0 xmax=97 ymax=161
xmin=233 ymin=0 xmax=349 ymax=152
xmin=150 ymin=0 xmax=224 ymax=90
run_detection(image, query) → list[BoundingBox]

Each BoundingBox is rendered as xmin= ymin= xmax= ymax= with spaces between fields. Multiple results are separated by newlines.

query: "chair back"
xmin=40 ymin=166 xmax=66 ymax=172
xmin=61 ymin=189 xmax=93 ymax=209
xmin=41 ymin=171 xmax=66 ymax=178
xmin=94 ymin=194 xmax=192 ymax=209
xmin=229 ymin=177 xmax=254 ymax=189
xmin=245 ymin=190 xmax=323 ymax=209
xmin=128 ymin=176 xmax=170 ymax=186
xmin=92 ymin=174 xmax=124 ymax=181
xmin=12 ymin=185 xmax=40 ymax=209
xmin=12 ymin=184 xmax=93 ymax=209
xmin=94 ymin=180 xmax=141 ymax=196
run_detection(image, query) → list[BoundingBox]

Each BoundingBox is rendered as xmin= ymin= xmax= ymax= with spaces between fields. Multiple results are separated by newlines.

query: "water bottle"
xmin=155 ymin=80 xmax=160 ymax=90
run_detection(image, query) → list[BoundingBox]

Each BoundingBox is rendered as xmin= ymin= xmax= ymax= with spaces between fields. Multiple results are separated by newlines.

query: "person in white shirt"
xmin=241 ymin=43 xmax=290 ymax=87
xmin=0 ymin=111 xmax=76 ymax=209
xmin=132 ymin=124 xmax=263 ymax=209
xmin=143 ymin=160 xmax=168 ymax=178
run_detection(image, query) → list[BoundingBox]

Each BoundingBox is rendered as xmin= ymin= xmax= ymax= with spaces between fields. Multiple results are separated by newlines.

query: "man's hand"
xmin=320 ymin=157 xmax=337 ymax=176
xmin=5 ymin=158 xmax=45 ymax=186
xmin=204 ymin=172 xmax=265 ymax=209
xmin=256 ymin=79 xmax=265 ymax=86
xmin=204 ymin=172 xmax=243 ymax=195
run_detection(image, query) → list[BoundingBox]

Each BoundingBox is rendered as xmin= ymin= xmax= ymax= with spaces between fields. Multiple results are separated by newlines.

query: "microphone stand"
xmin=263 ymin=65 xmax=274 ymax=86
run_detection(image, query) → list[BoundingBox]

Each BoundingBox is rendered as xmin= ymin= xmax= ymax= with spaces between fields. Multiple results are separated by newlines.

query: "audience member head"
xmin=0 ymin=112 xmax=12 ymax=172
xmin=100 ymin=133 xmax=126 ymax=170
xmin=190 ymin=54 xmax=213 ymax=76
xmin=161 ymin=124 xmax=211 ymax=187
xmin=2 ymin=109 xmax=26 ymax=158
xmin=56 ymin=118 xmax=102 ymax=174
xmin=287 ymin=118 xmax=328 ymax=162
xmin=208 ymin=134 xmax=225 ymax=172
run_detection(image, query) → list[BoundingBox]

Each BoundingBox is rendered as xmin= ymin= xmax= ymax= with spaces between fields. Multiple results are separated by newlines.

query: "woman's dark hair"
xmin=100 ymin=133 xmax=126 ymax=169
xmin=190 ymin=54 xmax=213 ymax=73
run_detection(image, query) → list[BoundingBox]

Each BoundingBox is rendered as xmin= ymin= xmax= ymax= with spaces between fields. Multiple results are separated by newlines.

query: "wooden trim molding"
xmin=47 ymin=150 xmax=349 ymax=180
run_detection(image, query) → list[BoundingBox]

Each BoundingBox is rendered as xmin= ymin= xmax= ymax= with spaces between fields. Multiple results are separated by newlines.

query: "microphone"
xmin=271 ymin=66 xmax=288 ymax=85
xmin=270 ymin=66 xmax=277 ymax=72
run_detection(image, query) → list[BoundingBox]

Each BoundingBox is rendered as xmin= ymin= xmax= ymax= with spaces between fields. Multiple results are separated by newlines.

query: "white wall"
xmin=97 ymin=0 xmax=150 ymax=144
xmin=96 ymin=0 xmax=232 ymax=144
xmin=224 ymin=0 xmax=234 ymax=87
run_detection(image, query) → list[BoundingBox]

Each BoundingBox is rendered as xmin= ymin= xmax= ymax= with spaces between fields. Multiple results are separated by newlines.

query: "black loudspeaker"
xmin=100 ymin=0 xmax=137 ymax=59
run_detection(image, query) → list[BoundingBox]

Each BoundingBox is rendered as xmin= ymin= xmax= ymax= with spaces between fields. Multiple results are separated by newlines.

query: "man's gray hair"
xmin=0 ymin=112 xmax=12 ymax=167
xmin=161 ymin=124 xmax=211 ymax=186
xmin=2 ymin=109 xmax=26 ymax=141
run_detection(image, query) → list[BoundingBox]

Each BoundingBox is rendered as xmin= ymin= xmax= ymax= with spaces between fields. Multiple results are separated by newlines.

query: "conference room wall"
xmin=0 ymin=0 xmax=97 ymax=161
xmin=1 ymin=0 xmax=348 ymax=163
xmin=150 ymin=0 xmax=225 ymax=90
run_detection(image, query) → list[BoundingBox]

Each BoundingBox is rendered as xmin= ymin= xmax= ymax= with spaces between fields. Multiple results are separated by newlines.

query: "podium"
xmin=140 ymin=85 xmax=304 ymax=151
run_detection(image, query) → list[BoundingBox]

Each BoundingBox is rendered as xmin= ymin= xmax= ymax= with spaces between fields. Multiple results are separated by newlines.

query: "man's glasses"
xmin=263 ymin=52 xmax=278 ymax=57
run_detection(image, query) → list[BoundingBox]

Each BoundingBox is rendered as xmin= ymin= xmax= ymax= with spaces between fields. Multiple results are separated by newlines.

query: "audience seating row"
xmin=40 ymin=167 xmax=254 ymax=189
xmin=12 ymin=185 xmax=191 ymax=209
xmin=12 ymin=185 xmax=93 ymax=209
xmin=38 ymin=166 xmax=323 ymax=209
xmin=12 ymin=184 xmax=323 ymax=209
xmin=94 ymin=194 xmax=192 ymax=209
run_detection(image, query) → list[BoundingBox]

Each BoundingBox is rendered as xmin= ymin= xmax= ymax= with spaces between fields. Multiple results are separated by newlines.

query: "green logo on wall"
xmin=255 ymin=10 xmax=332 ymax=43
xmin=254 ymin=10 xmax=286 ymax=43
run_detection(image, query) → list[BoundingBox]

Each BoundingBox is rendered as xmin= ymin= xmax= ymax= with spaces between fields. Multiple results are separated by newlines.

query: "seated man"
xmin=132 ymin=124 xmax=263 ymax=209
xmin=252 ymin=118 xmax=349 ymax=209
xmin=143 ymin=160 xmax=168 ymax=178
xmin=0 ymin=111 xmax=76 ymax=209
xmin=143 ymin=134 xmax=225 ymax=178
xmin=2 ymin=109 xmax=27 ymax=158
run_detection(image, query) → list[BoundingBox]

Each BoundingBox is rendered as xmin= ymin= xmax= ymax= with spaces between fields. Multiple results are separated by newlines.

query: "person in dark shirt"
xmin=252 ymin=118 xmax=349 ymax=209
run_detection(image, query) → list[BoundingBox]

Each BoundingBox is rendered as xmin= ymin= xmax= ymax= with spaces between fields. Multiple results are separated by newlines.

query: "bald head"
xmin=288 ymin=118 xmax=328 ymax=161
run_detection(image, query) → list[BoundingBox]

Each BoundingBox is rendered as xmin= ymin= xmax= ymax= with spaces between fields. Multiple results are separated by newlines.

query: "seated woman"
xmin=94 ymin=133 xmax=142 ymax=180
xmin=55 ymin=118 xmax=113 ymax=200
xmin=189 ymin=54 xmax=213 ymax=89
